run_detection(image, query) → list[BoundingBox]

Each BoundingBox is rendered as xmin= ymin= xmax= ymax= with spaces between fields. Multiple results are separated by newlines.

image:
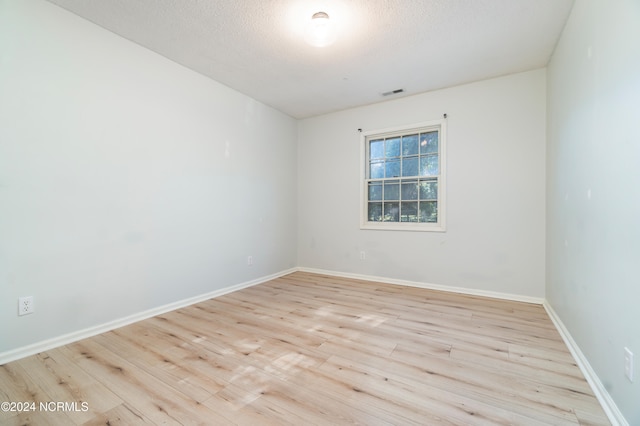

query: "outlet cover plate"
xmin=624 ymin=347 xmax=634 ymax=382
xmin=18 ymin=296 xmax=34 ymax=316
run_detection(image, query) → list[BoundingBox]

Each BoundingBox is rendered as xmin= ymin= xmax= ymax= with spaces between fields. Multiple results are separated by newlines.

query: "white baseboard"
xmin=543 ymin=301 xmax=628 ymax=426
xmin=0 ymin=268 xmax=297 ymax=366
xmin=297 ymin=267 xmax=545 ymax=305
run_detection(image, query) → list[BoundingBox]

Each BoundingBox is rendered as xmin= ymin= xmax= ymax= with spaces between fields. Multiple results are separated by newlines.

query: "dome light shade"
xmin=304 ymin=12 xmax=336 ymax=47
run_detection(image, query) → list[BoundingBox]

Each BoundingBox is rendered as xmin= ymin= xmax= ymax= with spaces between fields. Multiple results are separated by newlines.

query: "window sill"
xmin=360 ymin=222 xmax=446 ymax=232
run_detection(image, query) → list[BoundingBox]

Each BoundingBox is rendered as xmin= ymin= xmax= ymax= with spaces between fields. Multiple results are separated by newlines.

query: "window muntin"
xmin=361 ymin=120 xmax=446 ymax=231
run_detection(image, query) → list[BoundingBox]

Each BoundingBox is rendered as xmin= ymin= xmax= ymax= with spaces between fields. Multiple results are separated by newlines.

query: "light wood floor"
xmin=1 ymin=272 xmax=609 ymax=425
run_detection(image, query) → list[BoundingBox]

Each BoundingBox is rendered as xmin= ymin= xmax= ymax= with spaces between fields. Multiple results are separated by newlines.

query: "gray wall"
xmin=546 ymin=0 xmax=640 ymax=423
xmin=0 ymin=1 xmax=298 ymax=353
xmin=298 ymin=70 xmax=547 ymax=298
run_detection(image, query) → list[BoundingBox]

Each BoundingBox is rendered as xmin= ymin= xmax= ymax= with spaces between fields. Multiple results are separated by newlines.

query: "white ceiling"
xmin=47 ymin=0 xmax=574 ymax=119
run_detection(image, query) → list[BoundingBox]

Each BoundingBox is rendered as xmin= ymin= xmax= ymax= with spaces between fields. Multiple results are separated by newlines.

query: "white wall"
xmin=298 ymin=70 xmax=546 ymax=298
xmin=0 ymin=0 xmax=297 ymax=354
xmin=546 ymin=0 xmax=640 ymax=423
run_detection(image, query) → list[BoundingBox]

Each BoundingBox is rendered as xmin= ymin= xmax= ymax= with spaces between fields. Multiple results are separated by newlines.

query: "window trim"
xmin=359 ymin=119 xmax=447 ymax=232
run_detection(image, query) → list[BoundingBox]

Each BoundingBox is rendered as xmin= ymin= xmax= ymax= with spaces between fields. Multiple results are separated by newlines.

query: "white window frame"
xmin=360 ymin=119 xmax=446 ymax=232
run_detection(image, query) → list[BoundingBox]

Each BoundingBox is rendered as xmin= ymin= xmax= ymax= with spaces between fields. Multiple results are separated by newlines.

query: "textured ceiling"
xmin=47 ymin=0 xmax=574 ymax=119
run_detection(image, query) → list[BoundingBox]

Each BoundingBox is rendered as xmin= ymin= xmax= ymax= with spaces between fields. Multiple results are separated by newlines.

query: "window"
xmin=360 ymin=119 xmax=446 ymax=231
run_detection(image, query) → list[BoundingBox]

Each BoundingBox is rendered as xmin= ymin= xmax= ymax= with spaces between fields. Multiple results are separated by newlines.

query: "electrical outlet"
xmin=18 ymin=296 xmax=34 ymax=316
xmin=360 ymin=251 xmax=366 ymax=260
xmin=247 ymin=255 xmax=253 ymax=266
xmin=624 ymin=347 xmax=634 ymax=382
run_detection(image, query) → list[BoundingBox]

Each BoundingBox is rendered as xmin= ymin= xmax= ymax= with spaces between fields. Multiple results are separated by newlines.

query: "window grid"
xmin=366 ymin=130 xmax=440 ymax=224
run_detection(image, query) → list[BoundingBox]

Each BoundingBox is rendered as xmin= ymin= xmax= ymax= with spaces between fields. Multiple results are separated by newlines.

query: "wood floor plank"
xmin=37 ymin=348 xmax=124 ymax=413
xmin=386 ymin=345 xmax=593 ymax=422
xmin=448 ymin=345 xmax=593 ymax=395
xmin=0 ymin=271 xmax=609 ymax=425
xmin=278 ymin=358 xmax=447 ymax=425
xmin=322 ymin=352 xmax=580 ymax=425
xmin=15 ymin=354 xmax=109 ymax=424
xmin=58 ymin=340 xmax=230 ymax=425
xmin=314 ymin=354 xmax=558 ymax=426
xmin=92 ymin=331 xmax=221 ymax=402
xmin=81 ymin=403 xmax=154 ymax=425
xmin=0 ymin=361 xmax=76 ymax=425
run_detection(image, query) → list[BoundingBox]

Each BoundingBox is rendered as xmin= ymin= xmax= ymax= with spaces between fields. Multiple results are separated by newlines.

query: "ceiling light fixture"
xmin=305 ymin=11 xmax=336 ymax=47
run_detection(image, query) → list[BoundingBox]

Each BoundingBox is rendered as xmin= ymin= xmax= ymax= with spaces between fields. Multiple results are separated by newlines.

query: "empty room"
xmin=1 ymin=0 xmax=638 ymax=424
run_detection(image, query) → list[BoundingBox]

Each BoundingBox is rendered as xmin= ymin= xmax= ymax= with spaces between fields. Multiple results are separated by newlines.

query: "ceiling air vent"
xmin=382 ymin=88 xmax=404 ymax=97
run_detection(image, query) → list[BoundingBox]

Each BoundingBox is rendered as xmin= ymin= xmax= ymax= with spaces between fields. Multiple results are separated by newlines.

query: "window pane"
xmin=419 ymin=180 xmax=438 ymax=200
xmin=385 ymin=137 xmax=401 ymax=158
xmin=370 ymin=140 xmax=384 ymax=159
xmin=384 ymin=181 xmax=399 ymax=200
xmin=385 ymin=159 xmax=400 ymax=178
xmin=383 ymin=202 xmax=399 ymax=222
xmin=401 ymin=202 xmax=419 ymax=222
xmin=419 ymin=155 xmax=439 ymax=176
xmin=402 ymin=134 xmax=419 ymax=156
xmin=401 ymin=156 xmax=418 ymax=177
xmin=419 ymin=201 xmax=437 ymax=222
xmin=370 ymin=161 xmax=384 ymax=179
xmin=363 ymin=123 xmax=444 ymax=230
xmin=368 ymin=182 xmax=382 ymax=201
xmin=401 ymin=181 xmax=418 ymax=200
xmin=368 ymin=202 xmax=383 ymax=221
xmin=420 ymin=132 xmax=438 ymax=154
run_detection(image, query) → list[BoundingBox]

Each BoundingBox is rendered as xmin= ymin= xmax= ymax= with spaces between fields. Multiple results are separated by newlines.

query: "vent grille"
xmin=382 ymin=88 xmax=404 ymax=96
